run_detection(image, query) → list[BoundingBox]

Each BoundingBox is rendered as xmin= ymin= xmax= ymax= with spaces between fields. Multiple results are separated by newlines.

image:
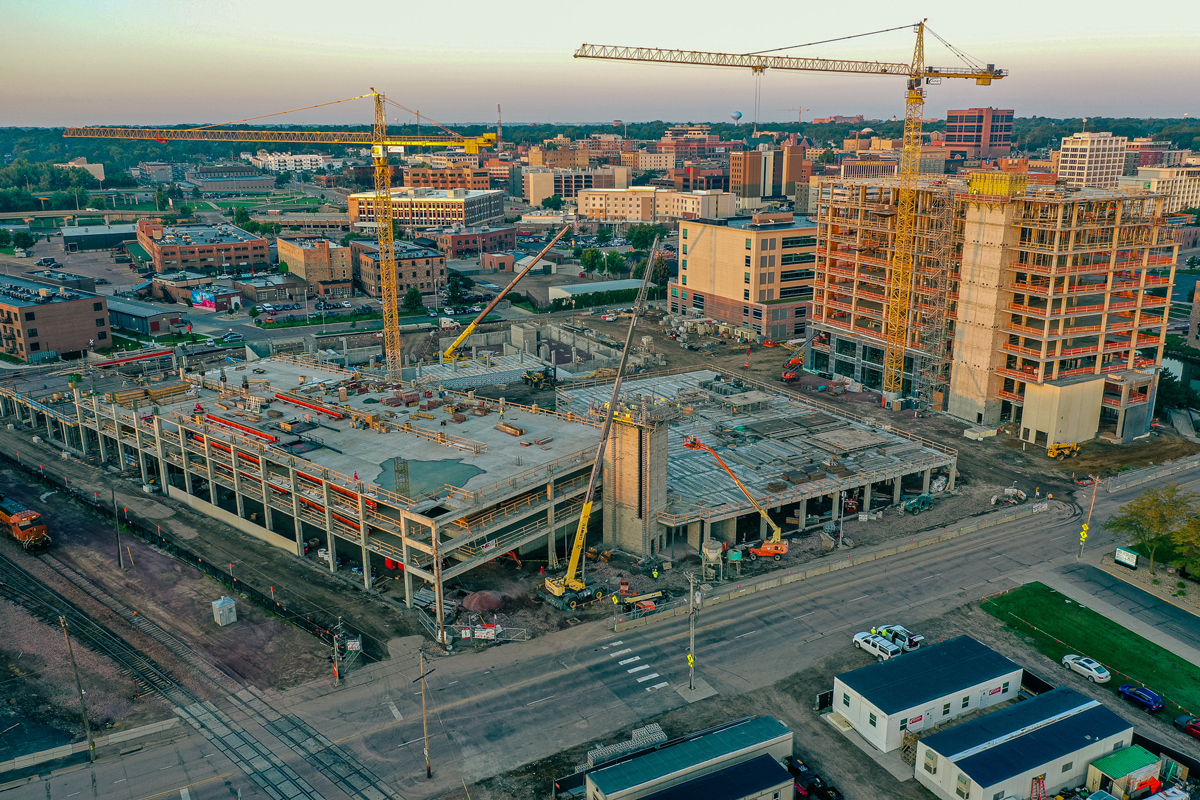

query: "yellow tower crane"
xmin=64 ymin=92 xmax=496 ymax=377
xmin=575 ymin=23 xmax=1005 ymax=397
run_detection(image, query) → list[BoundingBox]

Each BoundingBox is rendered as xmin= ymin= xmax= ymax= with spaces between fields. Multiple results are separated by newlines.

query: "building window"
xmin=942 ymin=703 xmax=951 ymax=715
xmin=682 ymin=260 xmax=687 ymax=270
xmin=671 ymin=288 xmax=678 ymax=297
xmin=956 ymin=775 xmax=971 ymax=799
xmin=961 ymin=696 xmax=969 ymax=710
xmin=780 ymin=269 xmax=815 ymax=282
xmin=745 ymin=238 xmax=752 ymax=249
xmin=994 ymin=793 xmax=1005 ymax=800
xmin=842 ymin=693 xmax=850 ymax=708
xmin=692 ymin=294 xmax=704 ymax=309
xmin=900 ymin=717 xmax=908 ymax=731
xmin=681 ymin=291 xmax=687 ymax=300
xmin=24 ymin=312 xmax=34 ymax=321
xmin=782 ymin=236 xmax=816 ymax=248
xmin=743 ymin=306 xmax=749 ymax=317
xmin=743 ymin=289 xmax=750 ymax=301
xmin=682 ymin=244 xmax=687 ymax=254
xmin=96 ymin=318 xmax=106 ymax=327
xmin=745 ymin=255 xmax=751 ymax=267
xmin=781 ymin=252 xmax=816 ymax=265
xmin=681 ymin=275 xmax=687 ymax=285
xmin=26 ymin=329 xmax=36 ymax=338
xmin=97 ymin=331 xmax=107 ymax=341
xmin=93 ymin=302 xmax=103 ymax=311
xmin=29 ymin=343 xmax=39 ymax=352
xmin=682 ymin=228 xmax=688 ymax=239
xmin=752 ymin=308 xmax=763 ymax=320
xmin=871 ymin=714 xmax=880 ymax=730
xmin=1002 ymin=682 xmax=1010 ymax=694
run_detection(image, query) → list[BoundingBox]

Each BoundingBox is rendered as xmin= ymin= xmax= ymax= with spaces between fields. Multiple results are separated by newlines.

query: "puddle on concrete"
xmin=378 ymin=457 xmax=485 ymax=497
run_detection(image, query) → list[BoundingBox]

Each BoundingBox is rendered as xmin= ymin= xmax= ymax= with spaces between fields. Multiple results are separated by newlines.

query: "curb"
xmin=1094 ymin=559 xmax=1200 ymax=622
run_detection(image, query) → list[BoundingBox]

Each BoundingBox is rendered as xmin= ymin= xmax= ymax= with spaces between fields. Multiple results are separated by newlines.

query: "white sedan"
xmin=1062 ymin=654 xmax=1111 ymax=683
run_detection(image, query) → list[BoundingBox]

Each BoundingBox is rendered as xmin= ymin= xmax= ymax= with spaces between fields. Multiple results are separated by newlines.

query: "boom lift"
xmin=439 ymin=227 xmax=570 ymax=364
xmin=541 ymin=237 xmax=661 ymax=609
xmin=682 ymin=436 xmax=789 ymax=560
xmin=64 ymin=93 xmax=496 ymax=378
xmin=575 ymin=24 xmax=1005 ymax=398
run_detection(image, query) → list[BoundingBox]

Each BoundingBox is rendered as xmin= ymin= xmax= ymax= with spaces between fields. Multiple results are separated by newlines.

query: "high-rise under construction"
xmin=806 ymin=172 xmax=1178 ymax=447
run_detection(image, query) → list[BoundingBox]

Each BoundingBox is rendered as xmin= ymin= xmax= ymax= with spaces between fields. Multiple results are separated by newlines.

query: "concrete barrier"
xmin=613 ymin=503 xmax=1050 ymax=632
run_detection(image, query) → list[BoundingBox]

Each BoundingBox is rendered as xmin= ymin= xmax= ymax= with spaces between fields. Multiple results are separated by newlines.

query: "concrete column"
xmin=231 ymin=447 xmax=245 ymax=518
xmin=113 ymin=405 xmax=128 ymax=472
xmin=356 ymin=489 xmax=370 ymax=589
xmin=182 ymin=448 xmax=195 ymax=494
xmin=401 ymin=515 xmax=414 ymax=609
xmin=922 ymin=468 xmax=931 ymax=494
xmin=203 ymin=434 xmax=217 ymax=505
xmin=947 ymin=459 xmax=957 ymax=491
xmin=797 ymin=498 xmax=808 ymax=529
xmin=432 ymin=522 xmax=445 ymax=636
xmin=686 ymin=520 xmax=701 ymax=549
xmin=893 ymin=477 xmax=902 ymax=504
xmin=152 ymin=417 xmax=170 ymax=490
xmin=322 ymin=473 xmax=336 ymax=573
xmin=73 ymin=388 xmax=87 ymax=456
xmin=93 ymin=399 xmax=108 ymax=464
xmin=133 ymin=422 xmax=149 ymax=484
xmin=288 ymin=464 xmax=302 ymax=549
xmin=862 ymin=483 xmax=872 ymax=511
xmin=759 ymin=514 xmax=769 ymax=539
xmin=831 ymin=492 xmax=841 ymax=522
xmin=546 ymin=482 xmax=556 ymax=565
xmin=44 ymin=412 xmax=53 ymax=441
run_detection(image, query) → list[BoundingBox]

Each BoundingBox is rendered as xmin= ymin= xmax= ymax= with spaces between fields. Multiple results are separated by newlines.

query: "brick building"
xmin=276 ymin=236 xmax=352 ymax=291
xmin=402 ymin=166 xmax=490 ymax=191
xmin=350 ymin=240 xmax=445 ymax=297
xmin=480 ymin=252 xmax=518 ymax=272
xmin=664 ymin=162 xmax=730 ymax=192
xmin=669 ymin=212 xmax=817 ymax=341
xmin=136 ymin=220 xmax=271 ymax=273
xmin=527 ymin=147 xmax=589 ymax=169
xmin=0 ymin=277 xmax=109 ymax=361
xmin=434 ymin=226 xmax=516 ymax=258
xmin=730 ymin=146 xmax=811 ymax=210
xmin=233 ymin=274 xmax=310 ymax=303
xmin=654 ymin=124 xmax=745 ymax=165
xmin=942 ymin=107 xmax=1014 ymax=158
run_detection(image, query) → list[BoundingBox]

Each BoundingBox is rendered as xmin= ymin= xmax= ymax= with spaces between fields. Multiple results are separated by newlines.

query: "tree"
xmin=572 ymin=245 xmax=583 ymax=259
xmin=1104 ymin=483 xmax=1198 ymax=574
xmin=13 ymin=231 xmax=34 ymax=250
xmin=627 ymin=224 xmax=667 ymax=251
xmin=541 ymin=194 xmax=564 ymax=211
xmin=1154 ymin=371 xmax=1200 ymax=416
xmin=89 ymin=195 xmax=107 ymax=210
xmin=154 ymin=189 xmax=168 ymax=211
xmin=447 ymin=273 xmax=465 ymax=304
xmin=597 ymin=227 xmax=613 ymax=245
xmin=233 ymin=206 xmax=251 ymax=226
xmin=274 ymin=171 xmax=292 ymax=188
xmin=402 ymin=286 xmax=425 ymax=314
xmin=248 ymin=306 xmax=260 ymax=319
xmin=1187 ymin=256 xmax=1200 ymax=269
xmin=817 ymin=148 xmax=837 ymax=164
xmin=580 ymin=248 xmax=602 ymax=274
xmin=632 ymin=254 xmax=671 ymax=285
xmin=1173 ymin=514 xmax=1200 ymax=575
xmin=192 ymin=187 xmax=202 ymax=199
xmin=0 ymin=229 xmax=11 ymax=248
xmin=340 ymin=231 xmax=362 ymax=248
xmin=166 ymin=183 xmax=184 ymax=200
xmin=604 ymin=250 xmax=625 ymax=276
xmin=278 ymin=261 xmax=289 ymax=273
xmin=177 ymin=204 xmax=191 ymax=216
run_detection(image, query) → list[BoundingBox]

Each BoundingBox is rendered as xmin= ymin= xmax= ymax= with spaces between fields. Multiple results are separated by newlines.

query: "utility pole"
xmin=60 ymin=617 xmax=94 ymax=763
xmin=332 ymin=616 xmax=342 ymax=687
xmin=433 ymin=529 xmax=446 ymax=651
xmin=418 ymin=652 xmax=433 ymax=779
xmin=687 ymin=573 xmax=696 ymax=691
xmin=112 ymin=488 xmax=124 ymax=569
xmin=1079 ymin=475 xmax=1099 ymax=560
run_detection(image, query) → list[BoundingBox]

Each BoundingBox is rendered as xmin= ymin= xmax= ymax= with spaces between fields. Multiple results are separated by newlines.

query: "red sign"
xmin=989 ymin=686 xmax=1003 ymax=695
xmin=909 ymin=715 xmax=923 ymax=725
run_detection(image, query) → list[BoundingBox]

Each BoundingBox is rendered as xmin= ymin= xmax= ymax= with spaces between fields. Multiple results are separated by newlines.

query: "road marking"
xmin=526 ymin=695 xmax=556 ymax=706
xmin=180 ymin=791 xmax=190 ymax=800
xmin=395 ymin=737 xmax=424 ymax=748
xmin=609 ymin=648 xmax=632 ymax=657
xmin=1052 ymin=535 xmax=1066 ymax=541
xmin=618 ymin=656 xmax=640 ymax=665
xmin=849 ymin=595 xmax=870 ymax=602
xmin=387 ymin=701 xmax=403 ymax=721
xmin=447 ymin=681 xmax=458 ymax=686
xmin=159 ymin=765 xmax=172 ymax=770
xmin=734 ymin=630 xmax=758 ymax=639
xmin=67 ymin=794 xmax=80 ymax=798
xmin=794 ymin=611 xmax=817 ymax=618
xmin=636 ymin=673 xmax=660 ymax=682
xmin=646 ymin=682 xmax=669 ymax=691
xmin=989 ymin=554 xmax=1006 ymax=559
xmin=602 ymin=641 xmax=623 ymax=649
xmin=114 ymin=779 xmax=127 ymax=784
xmin=628 ymin=665 xmax=649 ymax=673
xmin=922 ymin=574 xmax=941 ymax=581
xmin=201 ymin=754 xmax=215 ymax=759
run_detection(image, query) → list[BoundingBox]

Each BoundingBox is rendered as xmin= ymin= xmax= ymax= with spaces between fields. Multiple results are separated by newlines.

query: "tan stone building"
xmin=668 ymin=212 xmax=817 ymax=341
xmin=807 ymin=173 xmax=1176 ymax=445
xmin=522 ymin=167 xmax=632 ymax=206
xmin=348 ymin=188 xmax=505 ymax=229
xmin=576 ymin=188 xmax=735 ymax=223
xmin=620 ymin=151 xmax=675 ymax=172
xmin=276 ymin=237 xmax=352 ymax=289
xmin=730 ymin=146 xmax=811 ymax=211
xmin=527 ymin=147 xmax=589 ymax=169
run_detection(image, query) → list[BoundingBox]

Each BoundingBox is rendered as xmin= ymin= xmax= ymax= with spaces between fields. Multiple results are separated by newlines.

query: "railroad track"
xmin=0 ymin=550 xmax=404 ymax=800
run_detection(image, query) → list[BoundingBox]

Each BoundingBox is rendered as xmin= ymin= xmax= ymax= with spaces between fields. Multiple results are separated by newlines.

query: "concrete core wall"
xmin=602 ymin=420 xmax=668 ymax=555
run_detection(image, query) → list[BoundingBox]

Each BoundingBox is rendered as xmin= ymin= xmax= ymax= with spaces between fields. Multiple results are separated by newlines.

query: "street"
xmin=8 ymin=461 xmax=1197 ymax=800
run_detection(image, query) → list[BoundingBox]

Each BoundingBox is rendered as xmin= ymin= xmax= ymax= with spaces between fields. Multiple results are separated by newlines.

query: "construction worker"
xmin=871 ymin=627 xmax=877 ymax=635
xmin=652 ymin=568 xmax=659 ymax=581
xmin=613 ymin=594 xmax=619 ymax=605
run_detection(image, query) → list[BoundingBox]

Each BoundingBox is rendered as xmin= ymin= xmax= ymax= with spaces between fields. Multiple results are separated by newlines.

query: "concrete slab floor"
xmin=822 ymin=712 xmax=915 ymax=782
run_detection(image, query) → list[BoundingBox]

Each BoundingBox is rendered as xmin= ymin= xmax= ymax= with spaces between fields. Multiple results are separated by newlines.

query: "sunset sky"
xmin=4 ymin=0 xmax=1198 ymax=127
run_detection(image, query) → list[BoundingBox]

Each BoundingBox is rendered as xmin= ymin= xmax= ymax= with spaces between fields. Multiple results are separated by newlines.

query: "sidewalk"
xmin=1022 ymin=561 xmax=1200 ymax=669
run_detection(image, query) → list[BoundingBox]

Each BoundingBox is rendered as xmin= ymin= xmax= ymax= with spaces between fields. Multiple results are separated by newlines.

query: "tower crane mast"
xmin=575 ymin=24 xmax=1005 ymax=398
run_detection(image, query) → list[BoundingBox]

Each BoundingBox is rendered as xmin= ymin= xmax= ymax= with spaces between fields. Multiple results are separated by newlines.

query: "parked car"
xmin=813 ymin=785 xmax=844 ymax=800
xmin=875 ymin=624 xmax=925 ymax=652
xmin=1173 ymin=715 xmax=1200 ymax=740
xmin=341 ymin=301 xmax=352 ymax=308
xmin=783 ymin=756 xmax=824 ymax=797
xmin=1117 ymin=685 xmax=1164 ymax=712
xmin=1062 ymin=654 xmax=1111 ymax=683
xmin=222 ymin=332 xmax=244 ymax=342
xmin=95 ymin=278 xmax=109 ymax=285
xmin=853 ymin=632 xmax=902 ymax=662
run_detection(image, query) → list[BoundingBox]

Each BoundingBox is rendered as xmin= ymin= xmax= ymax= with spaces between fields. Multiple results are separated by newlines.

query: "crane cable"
xmin=383 ymin=98 xmax=463 ymax=140
xmin=924 ymin=26 xmax=986 ymax=72
xmin=184 ymin=94 xmax=374 ymax=132
xmin=743 ymin=23 xmax=917 ymax=56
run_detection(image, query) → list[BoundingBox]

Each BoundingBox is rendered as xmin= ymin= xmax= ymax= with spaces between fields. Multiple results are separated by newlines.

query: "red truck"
xmin=0 ymin=493 xmax=51 ymax=552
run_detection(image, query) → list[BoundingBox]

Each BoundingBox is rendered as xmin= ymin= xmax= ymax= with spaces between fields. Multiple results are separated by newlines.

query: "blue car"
xmin=1118 ymin=684 xmax=1164 ymax=713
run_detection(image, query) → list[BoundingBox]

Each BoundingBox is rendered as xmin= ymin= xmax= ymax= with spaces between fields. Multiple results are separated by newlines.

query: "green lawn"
xmin=983 ymin=582 xmax=1200 ymax=714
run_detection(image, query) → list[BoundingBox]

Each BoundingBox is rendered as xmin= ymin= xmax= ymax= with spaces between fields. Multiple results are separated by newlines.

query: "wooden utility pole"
xmin=60 ymin=617 xmax=94 ymax=762
xmin=687 ymin=573 xmax=696 ymax=691
xmin=420 ymin=652 xmax=432 ymax=779
xmin=112 ymin=488 xmax=124 ymax=569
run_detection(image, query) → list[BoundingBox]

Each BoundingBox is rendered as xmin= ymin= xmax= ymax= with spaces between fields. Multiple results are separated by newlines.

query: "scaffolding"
xmin=912 ymin=187 xmax=958 ymax=412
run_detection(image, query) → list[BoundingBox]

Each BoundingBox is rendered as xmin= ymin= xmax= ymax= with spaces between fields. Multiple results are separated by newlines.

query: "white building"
xmin=916 ymin=687 xmax=1133 ymax=800
xmin=1058 ymin=132 xmax=1127 ymax=189
xmin=576 ymin=187 xmax=735 ymax=223
xmin=1119 ymin=165 xmax=1200 ymax=214
xmin=246 ymin=151 xmax=334 ymax=173
xmin=831 ymin=636 xmax=1023 ymax=753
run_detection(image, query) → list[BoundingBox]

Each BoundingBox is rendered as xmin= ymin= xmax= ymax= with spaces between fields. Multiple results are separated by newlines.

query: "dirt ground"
xmin=449 ymin=594 xmax=1199 ymax=800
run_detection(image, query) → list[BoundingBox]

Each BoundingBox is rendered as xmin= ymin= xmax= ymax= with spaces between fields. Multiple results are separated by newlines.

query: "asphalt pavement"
xmin=7 ymin=464 xmax=1200 ymax=800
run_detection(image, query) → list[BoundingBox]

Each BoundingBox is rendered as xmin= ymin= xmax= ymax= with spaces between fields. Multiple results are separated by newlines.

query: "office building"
xmin=350 ymin=240 xmax=445 ymax=297
xmin=138 ymin=161 xmax=174 ymax=183
xmin=527 ymin=147 xmax=589 ymax=169
xmin=1118 ymin=165 xmax=1200 ymax=214
xmin=942 ymin=108 xmax=1014 ymax=158
xmin=348 ymin=188 xmax=505 ymax=230
xmin=654 ymin=125 xmax=745 ymax=164
xmin=1058 ymin=132 xmax=1128 ymax=189
xmin=402 ymin=166 xmax=491 ymax=191
xmin=427 ymin=152 xmax=479 ymax=169
xmin=247 ymin=151 xmax=333 ymax=173
xmin=916 ymin=687 xmax=1133 ymax=800
xmin=433 ymin=226 xmax=516 ymax=259
xmin=620 ymin=151 xmax=675 ymax=172
xmin=522 ymin=167 xmax=631 ymax=206
xmin=730 ymin=147 xmax=811 ymax=210
xmin=135 ymin=220 xmax=271 ymax=273
xmin=807 ymin=173 xmax=1176 ymax=444
xmin=576 ymin=187 xmax=734 ymax=223
xmin=0 ymin=276 xmax=109 ymax=362
xmin=669 ymin=212 xmax=817 ymax=341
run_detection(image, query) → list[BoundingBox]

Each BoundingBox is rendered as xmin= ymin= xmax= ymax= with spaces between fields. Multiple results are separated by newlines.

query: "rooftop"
xmin=725 ymin=214 xmax=814 ymax=231
xmin=0 ymin=276 xmax=95 ymax=307
xmin=28 ymin=269 xmax=91 ymax=282
xmin=836 ymin=636 xmax=1019 ymax=715
xmin=154 ymin=270 xmax=210 ymax=283
xmin=60 ymin=223 xmax=138 ymax=236
xmin=562 ymin=370 xmax=954 ymax=522
xmin=107 ymin=297 xmax=177 ymax=318
xmin=923 ymin=688 xmax=1132 ymax=787
xmin=589 ymin=717 xmax=791 ymax=796
xmin=278 ymin=237 xmax=347 ymax=250
xmin=1089 ymin=744 xmax=1159 ymax=779
xmin=435 ymin=226 xmax=514 ymax=235
xmin=638 ymin=754 xmax=792 ymax=800
xmin=551 ymin=279 xmax=644 ymax=296
xmin=349 ymin=188 xmax=502 ymax=201
xmin=148 ymin=224 xmax=265 ymax=246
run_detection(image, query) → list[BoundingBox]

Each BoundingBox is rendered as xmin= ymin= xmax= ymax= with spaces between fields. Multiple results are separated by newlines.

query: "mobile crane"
xmin=540 ymin=237 xmax=661 ymax=609
xmin=682 ymin=436 xmax=789 ymax=560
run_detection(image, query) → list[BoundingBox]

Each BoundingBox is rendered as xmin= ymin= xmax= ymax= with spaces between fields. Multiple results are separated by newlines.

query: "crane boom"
xmin=543 ymin=238 xmax=661 ymax=605
xmin=63 ymin=127 xmax=497 ymax=152
xmin=440 ymin=227 xmax=570 ymax=364
xmin=575 ymin=25 xmax=1005 ymax=398
xmin=681 ymin=437 xmax=783 ymax=542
